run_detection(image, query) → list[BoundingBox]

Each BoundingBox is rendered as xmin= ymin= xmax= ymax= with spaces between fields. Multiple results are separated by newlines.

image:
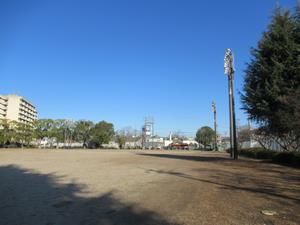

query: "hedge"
xmin=235 ymin=148 xmax=300 ymax=167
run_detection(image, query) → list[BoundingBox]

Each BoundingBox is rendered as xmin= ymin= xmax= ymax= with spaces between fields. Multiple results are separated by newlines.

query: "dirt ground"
xmin=0 ymin=149 xmax=299 ymax=225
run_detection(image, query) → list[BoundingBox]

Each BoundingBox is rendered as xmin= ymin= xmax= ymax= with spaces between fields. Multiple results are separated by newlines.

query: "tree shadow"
xmin=138 ymin=153 xmax=232 ymax=162
xmin=138 ymin=152 xmax=300 ymax=169
xmin=0 ymin=165 xmax=179 ymax=225
xmin=144 ymin=168 xmax=300 ymax=204
xmin=138 ymin=152 xmax=300 ymax=202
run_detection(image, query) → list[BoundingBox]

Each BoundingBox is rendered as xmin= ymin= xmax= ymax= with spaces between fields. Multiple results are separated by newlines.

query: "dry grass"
xmin=0 ymin=149 xmax=299 ymax=225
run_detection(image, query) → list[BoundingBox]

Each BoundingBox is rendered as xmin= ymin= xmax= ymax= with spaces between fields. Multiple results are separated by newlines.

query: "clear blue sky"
xmin=0 ymin=0 xmax=297 ymax=136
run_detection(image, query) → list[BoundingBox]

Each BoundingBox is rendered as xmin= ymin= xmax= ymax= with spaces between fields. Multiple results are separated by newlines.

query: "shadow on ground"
xmin=138 ymin=153 xmax=231 ymax=162
xmin=145 ymin=168 xmax=300 ymax=203
xmin=143 ymin=164 xmax=300 ymax=224
xmin=138 ymin=152 xmax=300 ymax=168
xmin=139 ymin=153 xmax=300 ymax=202
xmin=0 ymin=165 xmax=179 ymax=225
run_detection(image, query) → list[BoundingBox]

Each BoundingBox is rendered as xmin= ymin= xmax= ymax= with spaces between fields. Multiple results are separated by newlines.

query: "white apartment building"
xmin=0 ymin=94 xmax=37 ymax=124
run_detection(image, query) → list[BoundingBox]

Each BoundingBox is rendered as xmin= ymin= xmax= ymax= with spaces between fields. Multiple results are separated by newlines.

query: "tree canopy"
xmin=0 ymin=119 xmax=14 ymax=145
xmin=73 ymin=120 xmax=94 ymax=148
xmin=195 ymin=126 xmax=215 ymax=149
xmin=0 ymin=118 xmax=116 ymax=149
xmin=90 ymin=121 xmax=115 ymax=148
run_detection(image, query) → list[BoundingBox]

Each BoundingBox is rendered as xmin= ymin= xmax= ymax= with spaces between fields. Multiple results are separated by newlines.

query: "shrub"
xmin=272 ymin=152 xmax=299 ymax=165
xmin=240 ymin=148 xmax=262 ymax=158
xmin=255 ymin=150 xmax=275 ymax=159
xmin=239 ymin=148 xmax=300 ymax=167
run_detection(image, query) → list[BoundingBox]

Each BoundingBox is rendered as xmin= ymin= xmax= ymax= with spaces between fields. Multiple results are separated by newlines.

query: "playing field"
xmin=0 ymin=149 xmax=299 ymax=225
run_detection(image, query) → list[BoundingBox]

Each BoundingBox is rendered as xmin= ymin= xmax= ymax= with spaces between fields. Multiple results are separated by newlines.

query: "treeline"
xmin=0 ymin=119 xmax=115 ymax=148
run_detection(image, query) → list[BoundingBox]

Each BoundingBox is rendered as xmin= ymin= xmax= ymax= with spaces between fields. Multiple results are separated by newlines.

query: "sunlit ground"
xmin=0 ymin=149 xmax=299 ymax=225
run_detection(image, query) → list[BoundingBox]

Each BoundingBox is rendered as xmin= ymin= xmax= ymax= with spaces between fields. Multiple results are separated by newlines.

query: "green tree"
xmin=74 ymin=120 xmax=94 ymax=148
xmin=15 ymin=122 xmax=34 ymax=148
xmin=0 ymin=119 xmax=13 ymax=145
xmin=90 ymin=121 xmax=115 ymax=148
xmin=115 ymin=134 xmax=126 ymax=149
xmin=241 ymin=7 xmax=300 ymax=151
xmin=33 ymin=119 xmax=55 ymax=147
xmin=7 ymin=121 xmax=19 ymax=145
xmin=195 ymin=126 xmax=215 ymax=149
xmin=52 ymin=119 xmax=75 ymax=148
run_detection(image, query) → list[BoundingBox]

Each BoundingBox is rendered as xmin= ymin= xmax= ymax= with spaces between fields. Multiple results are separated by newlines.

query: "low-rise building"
xmin=145 ymin=137 xmax=164 ymax=149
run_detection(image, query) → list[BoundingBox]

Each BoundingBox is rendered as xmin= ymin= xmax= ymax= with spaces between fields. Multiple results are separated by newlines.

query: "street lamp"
xmin=212 ymin=101 xmax=218 ymax=151
xmin=224 ymin=49 xmax=238 ymax=160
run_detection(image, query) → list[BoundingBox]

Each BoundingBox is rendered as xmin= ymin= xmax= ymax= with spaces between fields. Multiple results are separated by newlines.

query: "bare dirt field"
xmin=0 ymin=149 xmax=299 ymax=225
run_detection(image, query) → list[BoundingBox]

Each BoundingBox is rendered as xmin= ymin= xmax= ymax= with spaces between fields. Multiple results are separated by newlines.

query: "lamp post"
xmin=212 ymin=101 xmax=218 ymax=151
xmin=224 ymin=49 xmax=238 ymax=160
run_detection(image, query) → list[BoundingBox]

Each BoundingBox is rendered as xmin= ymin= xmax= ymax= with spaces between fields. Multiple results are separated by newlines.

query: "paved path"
xmin=0 ymin=149 xmax=299 ymax=225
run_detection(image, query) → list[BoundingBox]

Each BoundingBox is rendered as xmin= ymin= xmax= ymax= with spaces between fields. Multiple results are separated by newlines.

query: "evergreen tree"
xmin=242 ymin=7 xmax=300 ymax=150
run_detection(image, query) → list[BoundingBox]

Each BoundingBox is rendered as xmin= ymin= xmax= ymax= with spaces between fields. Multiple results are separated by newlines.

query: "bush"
xmin=256 ymin=150 xmax=275 ymax=159
xmin=240 ymin=148 xmax=264 ymax=158
xmin=273 ymin=152 xmax=300 ymax=165
xmin=239 ymin=148 xmax=300 ymax=167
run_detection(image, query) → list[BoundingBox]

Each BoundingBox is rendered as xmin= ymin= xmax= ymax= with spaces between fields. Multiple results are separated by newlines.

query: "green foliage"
xmin=241 ymin=6 xmax=300 ymax=151
xmin=33 ymin=119 xmax=55 ymax=140
xmin=34 ymin=119 xmax=76 ymax=147
xmin=52 ymin=120 xmax=69 ymax=143
xmin=116 ymin=134 xmax=126 ymax=149
xmin=0 ymin=120 xmax=34 ymax=147
xmin=272 ymin=151 xmax=298 ymax=164
xmin=14 ymin=122 xmax=34 ymax=147
xmin=74 ymin=120 xmax=94 ymax=147
xmin=1 ymin=118 xmax=116 ymax=149
xmin=239 ymin=148 xmax=300 ymax=167
xmin=0 ymin=119 xmax=14 ymax=145
xmin=195 ymin=126 xmax=215 ymax=149
xmin=255 ymin=149 xmax=275 ymax=159
xmin=90 ymin=121 xmax=115 ymax=148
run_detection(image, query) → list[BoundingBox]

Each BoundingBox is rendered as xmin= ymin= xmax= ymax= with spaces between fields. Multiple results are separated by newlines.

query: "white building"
xmin=0 ymin=94 xmax=37 ymax=124
xmin=182 ymin=138 xmax=200 ymax=148
xmin=164 ymin=132 xmax=173 ymax=147
xmin=145 ymin=137 xmax=164 ymax=149
xmin=0 ymin=96 xmax=8 ymax=119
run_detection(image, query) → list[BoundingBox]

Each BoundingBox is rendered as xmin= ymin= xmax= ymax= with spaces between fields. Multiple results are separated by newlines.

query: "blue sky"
xmin=0 ymin=0 xmax=297 ymax=136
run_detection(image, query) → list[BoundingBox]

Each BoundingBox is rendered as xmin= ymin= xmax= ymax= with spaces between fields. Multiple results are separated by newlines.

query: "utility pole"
xmin=212 ymin=101 xmax=218 ymax=151
xmin=224 ymin=49 xmax=238 ymax=160
xmin=228 ymin=78 xmax=233 ymax=157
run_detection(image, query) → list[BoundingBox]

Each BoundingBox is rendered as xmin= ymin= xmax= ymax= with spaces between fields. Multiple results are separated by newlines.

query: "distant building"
xmin=125 ymin=139 xmax=142 ymax=149
xmin=0 ymin=96 xmax=7 ymax=119
xmin=145 ymin=137 xmax=164 ymax=149
xmin=0 ymin=94 xmax=37 ymax=124
xmin=182 ymin=138 xmax=200 ymax=148
xmin=102 ymin=141 xmax=119 ymax=149
xmin=163 ymin=132 xmax=173 ymax=147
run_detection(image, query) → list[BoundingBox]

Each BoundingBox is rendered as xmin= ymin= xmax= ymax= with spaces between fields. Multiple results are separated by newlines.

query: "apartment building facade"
xmin=0 ymin=94 xmax=37 ymax=124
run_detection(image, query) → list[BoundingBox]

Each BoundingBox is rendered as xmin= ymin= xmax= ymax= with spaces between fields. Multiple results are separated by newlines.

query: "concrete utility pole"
xmin=228 ymin=77 xmax=233 ymax=157
xmin=224 ymin=49 xmax=238 ymax=160
xmin=212 ymin=101 xmax=218 ymax=151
